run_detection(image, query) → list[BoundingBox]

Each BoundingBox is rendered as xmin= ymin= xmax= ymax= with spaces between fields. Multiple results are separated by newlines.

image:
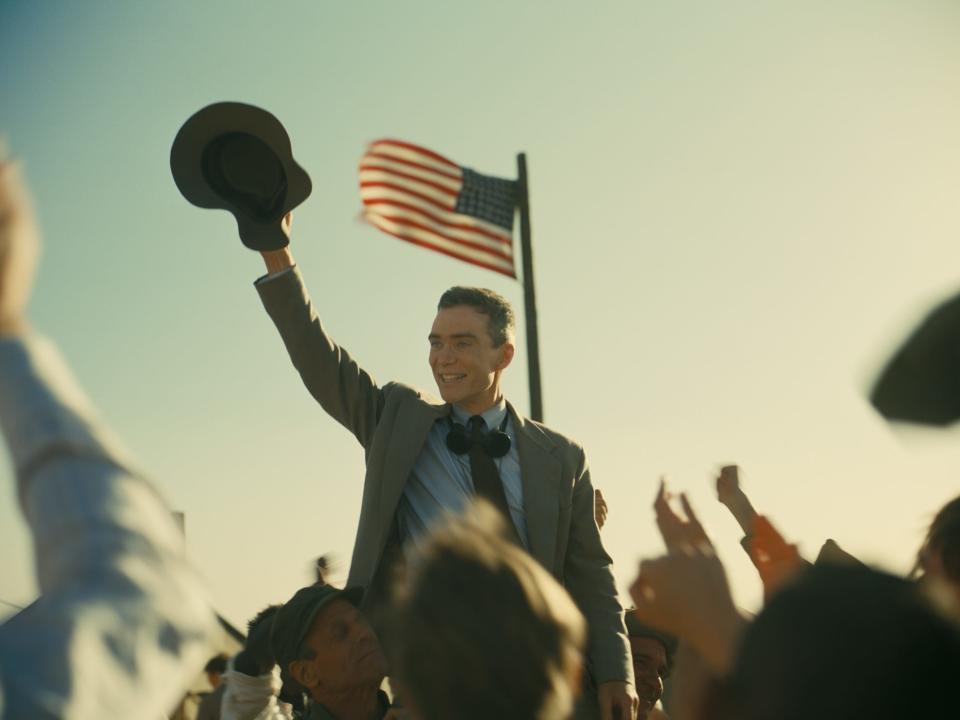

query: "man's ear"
xmin=496 ymin=341 xmax=515 ymax=371
xmin=289 ymin=659 xmax=318 ymax=690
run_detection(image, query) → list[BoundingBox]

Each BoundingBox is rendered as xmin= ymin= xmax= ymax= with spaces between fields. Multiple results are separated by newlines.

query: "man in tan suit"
xmin=252 ymin=217 xmax=636 ymax=720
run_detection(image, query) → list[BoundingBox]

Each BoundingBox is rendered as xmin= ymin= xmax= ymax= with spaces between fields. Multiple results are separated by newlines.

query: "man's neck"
xmin=455 ymin=388 xmax=506 ymax=418
xmin=314 ymin=683 xmax=382 ymax=720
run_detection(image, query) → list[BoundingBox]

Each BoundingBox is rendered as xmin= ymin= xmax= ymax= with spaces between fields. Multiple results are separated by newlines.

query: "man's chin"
xmin=435 ymin=384 xmax=464 ymax=405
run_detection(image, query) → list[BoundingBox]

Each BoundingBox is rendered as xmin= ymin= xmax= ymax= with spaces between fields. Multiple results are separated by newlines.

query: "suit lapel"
xmin=379 ymin=394 xmax=448 ymax=525
xmin=510 ymin=404 xmax=563 ymax=574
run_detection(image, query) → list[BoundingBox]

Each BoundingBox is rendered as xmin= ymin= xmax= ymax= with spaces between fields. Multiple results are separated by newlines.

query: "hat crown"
xmin=202 ymin=132 xmax=288 ymax=222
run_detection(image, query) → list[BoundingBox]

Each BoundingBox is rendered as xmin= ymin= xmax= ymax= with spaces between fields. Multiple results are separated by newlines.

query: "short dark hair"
xmin=915 ymin=495 xmax=960 ymax=582
xmin=437 ymin=287 xmax=515 ymax=347
xmin=204 ymin=653 xmax=228 ymax=675
xmin=392 ymin=502 xmax=585 ymax=720
xmin=240 ymin=604 xmax=282 ymax=673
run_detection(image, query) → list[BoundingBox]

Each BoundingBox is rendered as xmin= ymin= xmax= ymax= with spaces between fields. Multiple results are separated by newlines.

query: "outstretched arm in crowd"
xmin=0 ymin=152 xmax=216 ymax=718
xmin=633 ymin=483 xmax=746 ymax=675
xmin=716 ymin=465 xmax=808 ymax=600
xmin=715 ymin=465 xmax=758 ymax=542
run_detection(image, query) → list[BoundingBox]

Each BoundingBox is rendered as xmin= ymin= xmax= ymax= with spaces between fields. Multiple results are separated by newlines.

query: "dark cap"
xmin=270 ymin=584 xmax=364 ymax=670
xmin=625 ymin=610 xmax=678 ymax=670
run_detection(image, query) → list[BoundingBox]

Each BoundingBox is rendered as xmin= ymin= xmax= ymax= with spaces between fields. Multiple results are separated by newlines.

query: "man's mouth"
xmin=439 ymin=373 xmax=466 ymax=384
xmin=636 ymin=684 xmax=660 ymax=715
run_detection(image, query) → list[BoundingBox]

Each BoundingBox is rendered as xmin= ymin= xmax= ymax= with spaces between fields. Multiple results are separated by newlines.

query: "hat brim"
xmin=272 ymin=585 xmax=365 ymax=669
xmin=170 ymin=102 xmax=312 ymax=251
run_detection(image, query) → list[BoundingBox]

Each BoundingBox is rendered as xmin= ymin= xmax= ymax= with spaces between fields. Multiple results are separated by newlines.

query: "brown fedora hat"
xmin=170 ymin=102 xmax=311 ymax=251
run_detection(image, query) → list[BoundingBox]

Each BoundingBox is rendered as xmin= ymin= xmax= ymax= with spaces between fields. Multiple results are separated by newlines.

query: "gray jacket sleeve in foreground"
xmin=563 ymin=453 xmax=632 ymax=686
xmin=256 ymin=266 xmax=385 ymax=449
xmin=0 ymin=334 xmax=216 ymax=720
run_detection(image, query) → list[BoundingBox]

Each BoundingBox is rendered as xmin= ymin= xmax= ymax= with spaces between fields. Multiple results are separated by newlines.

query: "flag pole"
xmin=516 ymin=153 xmax=543 ymax=422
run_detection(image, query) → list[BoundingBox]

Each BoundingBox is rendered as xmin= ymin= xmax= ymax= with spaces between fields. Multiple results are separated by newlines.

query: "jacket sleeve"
xmin=0 ymin=333 xmax=216 ymax=719
xmin=256 ymin=266 xmax=385 ymax=449
xmin=563 ymin=451 xmax=633 ymax=686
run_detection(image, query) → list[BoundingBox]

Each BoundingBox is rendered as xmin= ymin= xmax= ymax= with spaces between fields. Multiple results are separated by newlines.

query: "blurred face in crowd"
xmin=205 ymin=671 xmax=222 ymax=689
xmin=290 ymin=599 xmax=387 ymax=700
xmin=630 ymin=636 xmax=668 ymax=718
xmin=429 ymin=306 xmax=514 ymax=414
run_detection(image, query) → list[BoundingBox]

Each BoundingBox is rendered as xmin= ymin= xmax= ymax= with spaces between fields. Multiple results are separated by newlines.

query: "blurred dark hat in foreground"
xmin=170 ymin=102 xmax=311 ymax=251
xmin=870 ymin=290 xmax=960 ymax=426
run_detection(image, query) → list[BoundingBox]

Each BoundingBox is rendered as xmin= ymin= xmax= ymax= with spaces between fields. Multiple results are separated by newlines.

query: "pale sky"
xmin=2 ymin=0 xmax=960 ymax=629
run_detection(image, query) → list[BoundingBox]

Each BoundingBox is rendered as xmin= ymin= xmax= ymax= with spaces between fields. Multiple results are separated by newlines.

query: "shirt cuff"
xmin=254 ymin=265 xmax=297 ymax=286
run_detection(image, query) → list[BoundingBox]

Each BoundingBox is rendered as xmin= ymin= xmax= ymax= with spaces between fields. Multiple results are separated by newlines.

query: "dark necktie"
xmin=467 ymin=415 xmax=520 ymax=543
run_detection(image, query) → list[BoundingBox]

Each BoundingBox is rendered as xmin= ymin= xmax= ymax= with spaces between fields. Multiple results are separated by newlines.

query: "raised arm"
xmin=715 ymin=465 xmax=758 ymax=541
xmin=254 ymin=216 xmax=385 ymax=449
xmin=0 ymin=153 xmax=215 ymax=718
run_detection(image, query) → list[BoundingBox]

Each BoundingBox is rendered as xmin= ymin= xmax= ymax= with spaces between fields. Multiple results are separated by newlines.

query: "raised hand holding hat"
xmin=170 ymin=102 xmax=311 ymax=251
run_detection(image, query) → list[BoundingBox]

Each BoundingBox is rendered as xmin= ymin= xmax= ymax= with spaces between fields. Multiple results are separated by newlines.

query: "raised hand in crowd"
xmin=633 ymin=484 xmax=745 ymax=676
xmin=653 ymin=478 xmax=710 ymax=553
xmin=595 ymin=488 xmax=608 ymax=529
xmin=748 ymin=516 xmax=804 ymax=602
xmin=715 ymin=465 xmax=757 ymax=538
xmin=0 ymin=146 xmax=39 ymax=334
xmin=0 ymin=143 xmax=215 ymax=718
xmin=630 ymin=538 xmax=744 ymax=675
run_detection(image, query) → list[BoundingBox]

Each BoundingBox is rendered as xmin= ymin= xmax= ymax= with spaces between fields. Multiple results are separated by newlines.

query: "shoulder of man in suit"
xmin=383 ymin=381 xmax=444 ymax=408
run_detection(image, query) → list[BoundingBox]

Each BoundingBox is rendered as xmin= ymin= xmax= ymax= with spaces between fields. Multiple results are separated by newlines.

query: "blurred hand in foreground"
xmin=750 ymin=515 xmax=805 ymax=601
xmin=634 ymin=492 xmax=744 ymax=675
xmin=654 ymin=477 xmax=711 ymax=553
xmin=595 ymin=488 xmax=608 ymax=529
xmin=0 ymin=142 xmax=40 ymax=334
xmin=716 ymin=464 xmax=759 ymax=537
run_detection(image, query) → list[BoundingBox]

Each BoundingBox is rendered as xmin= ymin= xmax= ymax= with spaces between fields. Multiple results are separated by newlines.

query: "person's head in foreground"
xmin=233 ymin=604 xmax=281 ymax=677
xmin=708 ymin=564 xmax=960 ymax=720
xmin=393 ymin=501 xmax=586 ymax=720
xmin=430 ymin=287 xmax=516 ymax=414
xmin=624 ymin=610 xmax=676 ymax=718
xmin=204 ymin=654 xmax=228 ymax=688
xmin=914 ymin=494 xmax=960 ymax=611
xmin=271 ymin=584 xmax=388 ymax=718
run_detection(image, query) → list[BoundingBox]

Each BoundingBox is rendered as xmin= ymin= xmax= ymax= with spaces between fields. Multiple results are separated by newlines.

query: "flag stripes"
xmin=359 ymin=139 xmax=518 ymax=278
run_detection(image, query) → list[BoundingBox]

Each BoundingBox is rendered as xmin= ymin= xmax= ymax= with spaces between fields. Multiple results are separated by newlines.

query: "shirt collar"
xmin=450 ymin=397 xmax=508 ymax=430
xmin=308 ymin=691 xmax=390 ymax=720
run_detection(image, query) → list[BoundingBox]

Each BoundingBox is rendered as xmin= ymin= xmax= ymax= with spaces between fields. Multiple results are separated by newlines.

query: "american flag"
xmin=358 ymin=139 xmax=519 ymax=278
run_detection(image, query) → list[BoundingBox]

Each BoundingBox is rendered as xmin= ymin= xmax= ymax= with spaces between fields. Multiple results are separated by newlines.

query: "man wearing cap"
xmin=271 ymin=585 xmax=389 ymax=720
xmin=170 ymin=103 xmax=636 ymax=720
xmin=624 ymin=611 xmax=675 ymax=720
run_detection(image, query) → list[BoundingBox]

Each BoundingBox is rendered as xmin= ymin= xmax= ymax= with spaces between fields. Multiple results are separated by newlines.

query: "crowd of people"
xmin=2 ymin=123 xmax=960 ymax=720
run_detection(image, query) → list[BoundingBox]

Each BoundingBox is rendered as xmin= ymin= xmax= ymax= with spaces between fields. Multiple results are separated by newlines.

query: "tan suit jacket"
xmin=257 ymin=267 xmax=631 ymax=684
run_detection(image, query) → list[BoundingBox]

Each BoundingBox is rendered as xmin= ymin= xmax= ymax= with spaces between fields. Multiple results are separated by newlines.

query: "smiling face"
xmin=630 ymin=636 xmax=668 ymax=719
xmin=429 ymin=305 xmax=515 ymax=415
xmin=290 ymin=599 xmax=387 ymax=701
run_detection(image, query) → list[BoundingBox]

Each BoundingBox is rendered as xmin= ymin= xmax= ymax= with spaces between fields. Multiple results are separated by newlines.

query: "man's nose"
xmin=636 ymin=666 xmax=661 ymax=687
